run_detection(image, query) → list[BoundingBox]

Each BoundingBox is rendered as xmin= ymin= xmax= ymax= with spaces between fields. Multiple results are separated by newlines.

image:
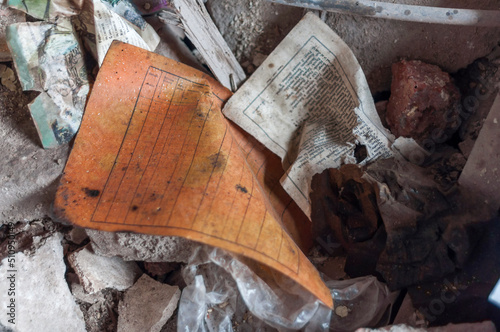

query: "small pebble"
xmin=335 ymin=305 xmax=349 ymax=318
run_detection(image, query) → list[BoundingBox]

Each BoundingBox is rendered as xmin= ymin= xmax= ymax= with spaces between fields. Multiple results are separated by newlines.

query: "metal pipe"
xmin=267 ymin=0 xmax=500 ymax=27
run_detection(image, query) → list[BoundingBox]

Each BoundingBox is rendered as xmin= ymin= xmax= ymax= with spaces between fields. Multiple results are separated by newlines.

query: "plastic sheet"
xmin=177 ymin=245 xmax=396 ymax=331
xmin=326 ymin=277 xmax=395 ymax=332
xmin=178 ymin=245 xmax=325 ymax=331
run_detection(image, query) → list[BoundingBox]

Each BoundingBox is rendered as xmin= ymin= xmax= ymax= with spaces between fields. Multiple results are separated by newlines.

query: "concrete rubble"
xmin=79 ymin=288 xmax=123 ymax=332
xmin=0 ymin=219 xmax=57 ymax=262
xmin=117 ymin=274 xmax=180 ymax=332
xmin=0 ymin=233 xmax=86 ymax=332
xmin=65 ymin=226 xmax=89 ymax=245
xmin=0 ymin=0 xmax=498 ymax=331
xmin=68 ymin=244 xmax=142 ymax=294
xmin=87 ymin=230 xmax=197 ymax=263
xmin=70 ymin=282 xmax=106 ymax=305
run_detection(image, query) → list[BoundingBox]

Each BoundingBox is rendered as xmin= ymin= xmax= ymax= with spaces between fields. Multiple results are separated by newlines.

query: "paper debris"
xmin=102 ymin=0 xmax=149 ymax=30
xmin=4 ymin=0 xmax=161 ymax=148
xmin=54 ymin=41 xmax=332 ymax=308
xmin=4 ymin=0 xmax=84 ymax=21
xmin=75 ymin=0 xmax=160 ymax=66
xmin=222 ymin=12 xmax=394 ymax=217
xmin=6 ymin=20 xmax=89 ymax=148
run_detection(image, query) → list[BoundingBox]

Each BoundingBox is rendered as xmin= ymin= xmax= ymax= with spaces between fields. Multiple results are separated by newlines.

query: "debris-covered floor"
xmin=1 ymin=0 xmax=500 ymax=331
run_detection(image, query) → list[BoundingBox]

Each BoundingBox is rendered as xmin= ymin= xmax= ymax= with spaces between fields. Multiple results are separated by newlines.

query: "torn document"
xmin=4 ymin=0 xmax=84 ymax=21
xmin=101 ymin=0 xmax=149 ymax=30
xmin=223 ymin=12 xmax=393 ymax=217
xmin=5 ymin=0 xmax=160 ymax=147
xmin=53 ymin=41 xmax=333 ymax=308
xmin=75 ymin=0 xmax=160 ymax=66
xmin=7 ymin=20 xmax=89 ymax=148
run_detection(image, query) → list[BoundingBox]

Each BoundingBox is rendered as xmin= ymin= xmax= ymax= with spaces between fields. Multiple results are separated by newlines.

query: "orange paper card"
xmin=54 ymin=41 xmax=332 ymax=308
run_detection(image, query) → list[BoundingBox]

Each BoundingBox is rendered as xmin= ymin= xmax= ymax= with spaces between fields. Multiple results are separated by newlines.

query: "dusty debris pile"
xmin=1 ymin=0 xmax=500 ymax=331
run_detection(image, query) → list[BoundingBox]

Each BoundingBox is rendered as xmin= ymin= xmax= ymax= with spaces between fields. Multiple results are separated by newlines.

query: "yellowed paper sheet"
xmin=223 ymin=12 xmax=394 ymax=218
xmin=54 ymin=41 xmax=332 ymax=308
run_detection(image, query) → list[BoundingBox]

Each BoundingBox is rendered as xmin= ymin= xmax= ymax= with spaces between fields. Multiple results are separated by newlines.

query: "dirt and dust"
xmin=207 ymin=0 xmax=500 ymax=92
xmin=0 ymin=76 xmax=69 ymax=223
xmin=206 ymin=0 xmax=302 ymax=73
xmin=1 ymin=0 xmax=497 ymax=226
xmin=0 ymin=0 xmax=499 ymax=331
xmin=0 ymin=65 xmax=69 ymax=223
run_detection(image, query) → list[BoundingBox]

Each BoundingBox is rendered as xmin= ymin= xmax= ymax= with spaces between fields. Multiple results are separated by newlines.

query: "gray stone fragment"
xmin=118 ymin=274 xmax=180 ymax=332
xmin=459 ymin=93 xmax=500 ymax=212
xmin=65 ymin=226 xmax=88 ymax=245
xmin=87 ymin=229 xmax=197 ymax=263
xmin=68 ymin=244 xmax=142 ymax=294
xmin=0 ymin=233 xmax=86 ymax=332
xmin=70 ymin=282 xmax=105 ymax=304
xmin=82 ymin=289 xmax=122 ymax=332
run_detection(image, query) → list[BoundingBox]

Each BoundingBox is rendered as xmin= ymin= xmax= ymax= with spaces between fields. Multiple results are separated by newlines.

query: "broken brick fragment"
xmin=386 ymin=60 xmax=461 ymax=142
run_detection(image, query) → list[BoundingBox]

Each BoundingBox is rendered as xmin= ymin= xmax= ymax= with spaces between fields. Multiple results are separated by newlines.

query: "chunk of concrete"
xmin=81 ymin=289 xmax=122 ymax=332
xmin=118 ymin=274 xmax=180 ymax=332
xmin=68 ymin=244 xmax=142 ymax=294
xmin=0 ymin=233 xmax=86 ymax=332
xmin=65 ymin=226 xmax=88 ymax=245
xmin=87 ymin=229 xmax=196 ymax=263
xmin=70 ymin=282 xmax=105 ymax=304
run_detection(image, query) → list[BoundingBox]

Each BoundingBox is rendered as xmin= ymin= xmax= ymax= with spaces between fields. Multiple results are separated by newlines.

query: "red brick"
xmin=386 ymin=60 xmax=461 ymax=142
